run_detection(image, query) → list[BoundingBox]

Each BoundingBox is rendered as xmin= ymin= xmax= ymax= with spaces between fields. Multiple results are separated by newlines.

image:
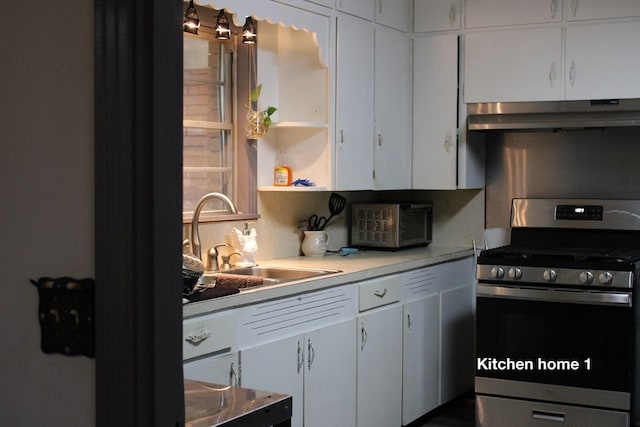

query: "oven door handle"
xmin=477 ymin=284 xmax=632 ymax=307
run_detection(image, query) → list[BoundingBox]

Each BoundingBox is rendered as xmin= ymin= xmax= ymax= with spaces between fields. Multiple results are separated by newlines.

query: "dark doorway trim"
xmin=94 ymin=0 xmax=184 ymax=425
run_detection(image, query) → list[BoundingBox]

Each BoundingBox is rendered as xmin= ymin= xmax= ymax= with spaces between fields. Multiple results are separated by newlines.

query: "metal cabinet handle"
xmin=569 ymin=61 xmax=577 ymax=87
xmin=570 ymin=0 xmax=578 ymax=17
xmin=307 ymin=338 xmax=316 ymax=371
xmin=550 ymin=0 xmax=558 ymax=20
xmin=449 ymin=3 xmax=457 ymax=26
xmin=407 ymin=312 xmax=412 ymax=330
xmin=185 ymin=329 xmax=210 ymax=345
xmin=340 ymin=129 xmax=344 ymax=145
xmin=229 ymin=362 xmax=239 ymax=387
xmin=444 ymin=132 xmax=452 ymax=153
xmin=360 ymin=322 xmax=368 ymax=351
xmin=374 ymin=288 xmax=388 ymax=298
xmin=297 ymin=339 xmax=304 ymax=374
xmin=377 ymin=133 xmax=382 ymax=147
xmin=548 ymin=61 xmax=557 ymax=88
xmin=532 ymin=410 xmax=565 ymax=422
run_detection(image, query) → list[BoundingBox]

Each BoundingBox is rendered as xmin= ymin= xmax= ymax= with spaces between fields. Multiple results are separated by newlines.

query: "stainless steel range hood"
xmin=467 ymin=99 xmax=640 ymax=131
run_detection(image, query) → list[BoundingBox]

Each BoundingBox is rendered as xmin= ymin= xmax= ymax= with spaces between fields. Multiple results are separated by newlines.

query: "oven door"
xmin=476 ymin=283 xmax=634 ymax=411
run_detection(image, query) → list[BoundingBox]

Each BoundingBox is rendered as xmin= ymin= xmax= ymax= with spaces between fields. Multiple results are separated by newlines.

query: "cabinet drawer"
xmin=183 ymin=312 xmax=236 ymax=360
xmin=359 ymin=275 xmax=401 ymax=311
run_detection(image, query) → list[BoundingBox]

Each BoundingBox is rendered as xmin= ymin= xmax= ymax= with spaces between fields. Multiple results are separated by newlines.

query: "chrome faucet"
xmin=190 ymin=192 xmax=238 ymax=260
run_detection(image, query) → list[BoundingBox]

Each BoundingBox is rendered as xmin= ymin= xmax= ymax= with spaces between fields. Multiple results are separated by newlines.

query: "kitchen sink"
xmin=195 ymin=266 xmax=341 ymax=293
xmin=224 ymin=266 xmax=342 ymax=283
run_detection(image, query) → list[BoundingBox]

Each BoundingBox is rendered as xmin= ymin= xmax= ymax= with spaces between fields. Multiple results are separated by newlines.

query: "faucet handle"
xmin=220 ymin=251 xmax=242 ymax=271
xmin=205 ymin=247 xmax=219 ymax=273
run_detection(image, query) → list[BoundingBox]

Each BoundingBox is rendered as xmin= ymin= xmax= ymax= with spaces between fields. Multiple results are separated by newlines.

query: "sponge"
xmin=215 ymin=273 xmax=264 ymax=289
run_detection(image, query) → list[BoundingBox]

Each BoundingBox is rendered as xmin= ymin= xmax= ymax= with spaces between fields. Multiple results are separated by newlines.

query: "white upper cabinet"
xmin=567 ymin=0 xmax=640 ymax=21
xmin=335 ymin=15 xmax=375 ymax=190
xmin=374 ymin=28 xmax=412 ymax=190
xmin=414 ymin=0 xmax=461 ymax=32
xmin=336 ymin=0 xmax=375 ymax=20
xmin=413 ymin=33 xmax=459 ymax=189
xmin=565 ymin=21 xmax=640 ymax=100
xmin=464 ymin=27 xmax=563 ymax=102
xmin=465 ymin=0 xmax=562 ymax=28
xmin=375 ymin=0 xmax=412 ymax=31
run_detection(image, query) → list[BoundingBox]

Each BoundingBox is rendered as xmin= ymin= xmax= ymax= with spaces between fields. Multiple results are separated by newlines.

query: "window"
xmin=182 ymin=7 xmax=257 ymax=222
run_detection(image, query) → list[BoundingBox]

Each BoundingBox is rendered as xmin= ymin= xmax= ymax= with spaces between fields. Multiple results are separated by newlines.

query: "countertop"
xmin=185 ymin=379 xmax=292 ymax=427
xmin=183 ymin=245 xmax=475 ymax=318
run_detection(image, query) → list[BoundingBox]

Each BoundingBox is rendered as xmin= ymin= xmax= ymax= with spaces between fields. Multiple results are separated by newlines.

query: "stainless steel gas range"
xmin=476 ymin=198 xmax=640 ymax=427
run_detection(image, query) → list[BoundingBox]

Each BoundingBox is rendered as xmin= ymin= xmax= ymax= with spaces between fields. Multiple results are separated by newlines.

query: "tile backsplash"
xmin=184 ymin=189 xmax=484 ymax=262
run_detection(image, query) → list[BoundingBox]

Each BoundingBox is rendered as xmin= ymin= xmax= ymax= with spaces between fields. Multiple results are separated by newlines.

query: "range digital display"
xmin=555 ymin=205 xmax=603 ymax=221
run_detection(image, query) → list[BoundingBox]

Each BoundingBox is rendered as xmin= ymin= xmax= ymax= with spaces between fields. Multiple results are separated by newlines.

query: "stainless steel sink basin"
xmin=225 ymin=266 xmax=341 ymax=283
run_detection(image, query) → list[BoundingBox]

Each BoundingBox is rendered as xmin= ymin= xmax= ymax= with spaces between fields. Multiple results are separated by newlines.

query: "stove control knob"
xmin=598 ymin=272 xmax=613 ymax=285
xmin=579 ymin=271 xmax=594 ymax=284
xmin=508 ymin=267 xmax=522 ymax=280
xmin=543 ymin=269 xmax=557 ymax=282
xmin=491 ymin=266 xmax=505 ymax=279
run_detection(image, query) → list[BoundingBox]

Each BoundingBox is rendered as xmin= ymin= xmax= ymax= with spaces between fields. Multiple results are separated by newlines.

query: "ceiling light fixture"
xmin=242 ymin=16 xmax=257 ymax=44
xmin=183 ymin=0 xmax=200 ymax=34
xmin=215 ymin=9 xmax=231 ymax=40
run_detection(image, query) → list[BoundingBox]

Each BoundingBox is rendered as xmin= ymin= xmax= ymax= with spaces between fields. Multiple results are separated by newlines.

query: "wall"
xmin=188 ymin=189 xmax=484 ymax=262
xmin=485 ymin=128 xmax=640 ymax=228
xmin=0 ymin=1 xmax=95 ymax=425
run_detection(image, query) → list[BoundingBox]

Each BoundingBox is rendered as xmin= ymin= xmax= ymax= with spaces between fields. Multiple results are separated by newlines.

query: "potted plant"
xmin=246 ymin=84 xmax=277 ymax=139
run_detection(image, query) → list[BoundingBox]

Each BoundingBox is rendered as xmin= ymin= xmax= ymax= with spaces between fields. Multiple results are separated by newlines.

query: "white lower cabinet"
xmin=357 ymin=304 xmax=403 ymax=427
xmin=401 ymin=257 xmax=475 ymax=424
xmin=240 ymin=318 xmax=357 ymax=427
xmin=182 ymin=256 xmax=475 ymax=426
xmin=183 ymin=351 xmax=240 ymax=386
xmin=402 ymin=293 xmax=440 ymax=424
xmin=440 ymin=283 xmax=475 ymax=403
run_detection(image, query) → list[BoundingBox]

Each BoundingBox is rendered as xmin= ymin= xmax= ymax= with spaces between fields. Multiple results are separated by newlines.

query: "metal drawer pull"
xmin=185 ymin=329 xmax=210 ymax=345
xmin=532 ymin=409 xmax=565 ymax=422
xmin=374 ymin=288 xmax=388 ymax=298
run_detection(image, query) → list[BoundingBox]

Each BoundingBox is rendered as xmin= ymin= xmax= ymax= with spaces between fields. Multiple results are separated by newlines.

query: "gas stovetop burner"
xmin=482 ymin=246 xmax=640 ymax=264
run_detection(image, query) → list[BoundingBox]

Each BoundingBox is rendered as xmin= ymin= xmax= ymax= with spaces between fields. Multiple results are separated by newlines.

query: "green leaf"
xmin=265 ymin=106 xmax=277 ymax=117
xmin=250 ymin=84 xmax=262 ymax=103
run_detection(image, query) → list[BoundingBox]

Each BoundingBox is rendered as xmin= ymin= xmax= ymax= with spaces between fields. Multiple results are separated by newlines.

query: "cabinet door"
xmin=183 ymin=352 xmax=239 ymax=386
xmin=565 ymin=21 xmax=640 ymax=100
xmin=440 ymin=284 xmax=474 ymax=404
xmin=357 ymin=305 xmax=403 ymax=427
xmin=374 ymin=28 xmax=412 ymax=190
xmin=465 ymin=0 xmax=561 ymax=28
xmin=241 ymin=335 xmax=305 ymax=427
xmin=567 ymin=0 xmax=640 ymax=21
xmin=414 ymin=0 xmax=461 ymax=32
xmin=336 ymin=0 xmax=374 ymax=20
xmin=413 ymin=34 xmax=458 ymax=190
xmin=464 ymin=27 xmax=563 ymax=102
xmin=402 ymin=294 xmax=440 ymax=425
xmin=375 ymin=0 xmax=411 ymax=31
xmin=335 ymin=15 xmax=375 ymax=190
xmin=304 ymin=319 xmax=357 ymax=427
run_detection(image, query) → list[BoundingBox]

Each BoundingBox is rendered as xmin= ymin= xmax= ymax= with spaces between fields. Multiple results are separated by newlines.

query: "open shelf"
xmin=258 ymin=185 xmax=328 ymax=192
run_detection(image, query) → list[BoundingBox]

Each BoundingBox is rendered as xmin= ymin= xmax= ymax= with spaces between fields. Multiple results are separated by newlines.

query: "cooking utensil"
xmin=308 ymin=214 xmax=327 ymax=231
xmin=319 ymin=193 xmax=346 ymax=230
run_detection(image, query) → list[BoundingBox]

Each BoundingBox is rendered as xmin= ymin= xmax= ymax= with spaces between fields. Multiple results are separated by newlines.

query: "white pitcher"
xmin=301 ymin=230 xmax=329 ymax=256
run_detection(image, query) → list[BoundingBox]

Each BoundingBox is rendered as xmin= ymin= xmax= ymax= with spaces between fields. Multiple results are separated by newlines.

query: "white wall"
xmin=0 ymin=1 xmax=95 ymax=425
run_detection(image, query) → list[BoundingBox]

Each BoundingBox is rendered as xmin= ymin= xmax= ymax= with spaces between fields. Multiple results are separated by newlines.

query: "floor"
xmin=412 ymin=393 xmax=476 ymax=427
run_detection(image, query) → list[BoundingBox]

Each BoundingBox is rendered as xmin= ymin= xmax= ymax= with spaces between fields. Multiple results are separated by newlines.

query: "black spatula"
xmin=320 ymin=193 xmax=346 ymax=230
